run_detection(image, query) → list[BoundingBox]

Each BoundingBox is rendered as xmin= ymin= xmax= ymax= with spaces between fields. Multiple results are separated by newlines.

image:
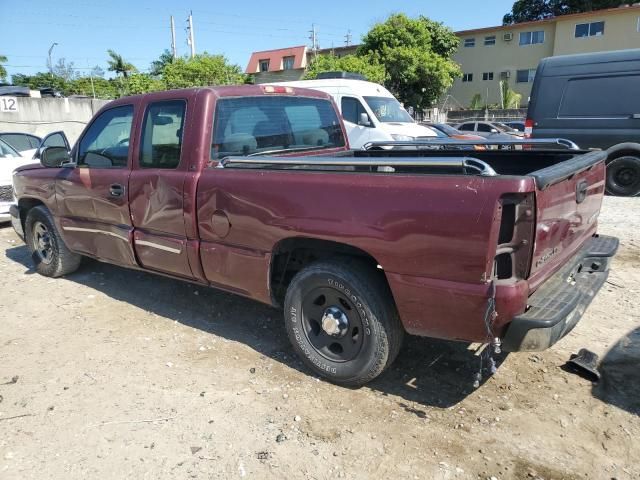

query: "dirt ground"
xmin=1 ymin=196 xmax=638 ymax=480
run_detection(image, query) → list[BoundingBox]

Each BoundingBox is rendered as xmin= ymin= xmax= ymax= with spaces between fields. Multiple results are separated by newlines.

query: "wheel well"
xmin=18 ymin=198 xmax=44 ymax=229
xmin=270 ymin=237 xmax=382 ymax=306
xmin=606 ymin=145 xmax=640 ymax=163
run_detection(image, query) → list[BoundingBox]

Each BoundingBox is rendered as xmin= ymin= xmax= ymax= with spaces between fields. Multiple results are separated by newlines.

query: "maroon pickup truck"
xmin=10 ymin=85 xmax=618 ymax=386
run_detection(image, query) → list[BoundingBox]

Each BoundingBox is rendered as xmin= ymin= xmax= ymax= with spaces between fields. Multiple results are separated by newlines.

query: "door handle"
xmin=109 ymin=183 xmax=125 ymax=197
xmin=632 ymin=113 xmax=640 ymax=119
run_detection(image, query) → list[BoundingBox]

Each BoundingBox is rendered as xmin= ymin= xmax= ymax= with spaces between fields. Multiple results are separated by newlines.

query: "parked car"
xmin=0 ymin=132 xmax=41 ymax=159
xmin=526 ymin=49 xmax=640 ymax=196
xmin=0 ymin=138 xmax=36 ymax=222
xmin=10 ymin=85 xmax=617 ymax=387
xmin=269 ymin=74 xmax=437 ymax=149
xmin=456 ymin=121 xmax=523 ymax=139
xmin=427 ymin=123 xmax=486 ymax=141
xmin=505 ymin=121 xmax=526 ymax=132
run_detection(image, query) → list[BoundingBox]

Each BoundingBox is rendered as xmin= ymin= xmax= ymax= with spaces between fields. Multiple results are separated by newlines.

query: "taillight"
xmin=493 ymin=194 xmax=535 ymax=281
xmin=524 ymin=119 xmax=534 ymax=139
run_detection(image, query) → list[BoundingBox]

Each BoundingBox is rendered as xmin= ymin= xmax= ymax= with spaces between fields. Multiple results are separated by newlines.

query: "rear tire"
xmin=284 ymin=258 xmax=404 ymax=387
xmin=606 ymin=156 xmax=640 ymax=197
xmin=25 ymin=206 xmax=81 ymax=277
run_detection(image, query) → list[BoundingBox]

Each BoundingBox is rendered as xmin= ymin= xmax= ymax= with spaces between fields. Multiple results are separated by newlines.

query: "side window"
xmin=78 ymin=105 xmax=134 ymax=168
xmin=140 ymin=100 xmax=186 ymax=169
xmin=459 ymin=123 xmax=475 ymax=131
xmin=341 ymin=96 xmax=367 ymax=124
xmin=477 ymin=123 xmax=493 ymax=132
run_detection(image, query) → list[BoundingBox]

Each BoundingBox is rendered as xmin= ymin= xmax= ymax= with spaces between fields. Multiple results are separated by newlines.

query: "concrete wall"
xmin=0 ymin=97 xmax=111 ymax=145
xmin=447 ymin=6 xmax=640 ymax=109
xmin=553 ymin=9 xmax=640 ymax=56
xmin=451 ymin=23 xmax=556 ymax=108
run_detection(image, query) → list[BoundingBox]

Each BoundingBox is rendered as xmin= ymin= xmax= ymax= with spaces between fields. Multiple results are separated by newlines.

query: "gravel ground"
xmin=0 ymin=196 xmax=638 ymax=480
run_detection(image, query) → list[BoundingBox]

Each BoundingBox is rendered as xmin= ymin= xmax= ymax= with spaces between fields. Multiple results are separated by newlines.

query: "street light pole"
xmin=48 ymin=42 xmax=58 ymax=73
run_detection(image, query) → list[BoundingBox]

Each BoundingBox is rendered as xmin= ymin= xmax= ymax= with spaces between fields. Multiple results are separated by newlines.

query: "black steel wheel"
xmin=284 ymin=258 xmax=404 ymax=387
xmin=606 ymin=156 xmax=640 ymax=197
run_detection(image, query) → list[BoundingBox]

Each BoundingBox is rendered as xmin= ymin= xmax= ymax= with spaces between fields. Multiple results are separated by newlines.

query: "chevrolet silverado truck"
xmin=9 ymin=85 xmax=618 ymax=387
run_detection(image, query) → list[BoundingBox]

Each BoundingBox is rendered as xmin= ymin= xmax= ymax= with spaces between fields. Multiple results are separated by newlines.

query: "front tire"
xmin=25 ymin=206 xmax=81 ymax=277
xmin=284 ymin=259 xmax=404 ymax=387
xmin=606 ymin=156 xmax=640 ymax=197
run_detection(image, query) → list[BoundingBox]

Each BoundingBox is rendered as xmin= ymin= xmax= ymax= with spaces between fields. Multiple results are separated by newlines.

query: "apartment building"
xmin=448 ymin=4 xmax=640 ymax=108
xmin=246 ymin=45 xmax=358 ymax=83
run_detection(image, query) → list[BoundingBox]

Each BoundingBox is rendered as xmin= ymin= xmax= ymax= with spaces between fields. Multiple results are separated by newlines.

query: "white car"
xmin=269 ymin=75 xmax=437 ymax=149
xmin=0 ymin=139 xmax=37 ymax=222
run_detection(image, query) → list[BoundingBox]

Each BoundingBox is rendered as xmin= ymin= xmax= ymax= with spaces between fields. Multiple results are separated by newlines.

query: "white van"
xmin=269 ymin=75 xmax=437 ymax=149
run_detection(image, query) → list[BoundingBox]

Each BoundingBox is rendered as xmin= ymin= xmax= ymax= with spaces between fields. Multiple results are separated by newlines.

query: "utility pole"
xmin=308 ymin=24 xmax=318 ymax=57
xmin=344 ymin=30 xmax=352 ymax=47
xmin=48 ymin=42 xmax=58 ymax=73
xmin=187 ymin=11 xmax=196 ymax=59
xmin=170 ymin=16 xmax=177 ymax=59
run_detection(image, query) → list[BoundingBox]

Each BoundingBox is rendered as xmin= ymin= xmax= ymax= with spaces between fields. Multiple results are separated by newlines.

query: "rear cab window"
xmin=211 ymin=96 xmax=345 ymax=160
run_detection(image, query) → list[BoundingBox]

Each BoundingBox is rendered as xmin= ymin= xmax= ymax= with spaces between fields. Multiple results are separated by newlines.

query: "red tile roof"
xmin=245 ymin=46 xmax=307 ymax=73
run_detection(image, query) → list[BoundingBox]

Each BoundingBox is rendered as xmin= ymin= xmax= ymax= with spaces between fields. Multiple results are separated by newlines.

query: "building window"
xmin=463 ymin=38 xmax=476 ymax=47
xmin=282 ymin=56 xmax=295 ymax=70
xmin=484 ymin=35 xmax=496 ymax=46
xmin=462 ymin=73 xmax=473 ymax=82
xmin=482 ymin=72 xmax=494 ymax=81
xmin=516 ymin=68 xmax=536 ymax=83
xmin=519 ymin=30 xmax=545 ymax=45
xmin=575 ymin=21 xmax=605 ymax=38
xmin=259 ymin=59 xmax=270 ymax=72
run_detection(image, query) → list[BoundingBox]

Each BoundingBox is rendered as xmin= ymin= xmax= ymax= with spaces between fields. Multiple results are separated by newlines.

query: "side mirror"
xmin=40 ymin=146 xmax=71 ymax=168
xmin=358 ymin=112 xmax=372 ymax=127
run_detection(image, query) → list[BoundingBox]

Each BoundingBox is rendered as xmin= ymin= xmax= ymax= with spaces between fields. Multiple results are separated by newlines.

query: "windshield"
xmin=212 ymin=96 xmax=345 ymax=160
xmin=0 ymin=139 xmax=21 ymax=158
xmin=363 ymin=96 xmax=413 ymax=123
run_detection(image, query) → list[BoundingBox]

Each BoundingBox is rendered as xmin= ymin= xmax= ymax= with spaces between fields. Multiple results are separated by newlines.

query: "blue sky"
xmin=1 ymin=0 xmax=514 ymax=79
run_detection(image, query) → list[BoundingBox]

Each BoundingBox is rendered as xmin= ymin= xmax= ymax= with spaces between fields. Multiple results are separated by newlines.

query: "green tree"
xmin=150 ymin=49 xmax=175 ymax=76
xmin=469 ymin=93 xmax=484 ymax=110
xmin=303 ymin=54 xmax=386 ymax=84
xmin=503 ymin=0 xmax=626 ymax=24
xmin=11 ymin=72 xmax=69 ymax=92
xmin=359 ymin=14 xmax=461 ymax=108
xmin=0 ymin=54 xmax=7 ymax=82
xmin=162 ymin=53 xmax=245 ymax=89
xmin=107 ymin=49 xmax=137 ymax=78
xmin=127 ymin=73 xmax=165 ymax=95
xmin=499 ymin=80 xmax=522 ymax=108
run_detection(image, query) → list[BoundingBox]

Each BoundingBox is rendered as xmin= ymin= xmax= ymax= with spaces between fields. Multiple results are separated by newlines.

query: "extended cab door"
xmin=57 ymin=103 xmax=138 ymax=267
xmin=128 ymin=97 xmax=195 ymax=278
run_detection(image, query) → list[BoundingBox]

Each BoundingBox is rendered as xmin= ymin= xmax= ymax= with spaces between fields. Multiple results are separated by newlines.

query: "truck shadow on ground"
xmin=6 ymin=244 xmax=505 ymax=409
xmin=593 ymin=327 xmax=640 ymax=416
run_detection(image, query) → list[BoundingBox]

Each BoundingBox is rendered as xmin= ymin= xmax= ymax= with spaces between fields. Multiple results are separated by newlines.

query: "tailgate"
xmin=527 ymin=150 xmax=607 ymax=290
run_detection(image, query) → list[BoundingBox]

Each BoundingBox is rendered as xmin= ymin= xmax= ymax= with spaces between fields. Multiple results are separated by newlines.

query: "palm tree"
xmin=499 ymin=80 xmax=522 ymax=109
xmin=106 ymin=50 xmax=136 ymax=79
xmin=0 ymin=54 xmax=8 ymax=83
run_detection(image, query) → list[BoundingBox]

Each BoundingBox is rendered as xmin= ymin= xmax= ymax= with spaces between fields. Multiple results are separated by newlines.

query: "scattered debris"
xmin=566 ymin=348 xmax=601 ymax=381
xmin=294 ymin=415 xmax=301 ymax=422
xmin=0 ymin=413 xmax=34 ymax=422
xmin=2 ymin=375 xmax=19 ymax=385
xmin=256 ymin=451 xmax=271 ymax=461
xmin=275 ymin=433 xmax=286 ymax=443
xmin=190 ymin=446 xmax=202 ymax=455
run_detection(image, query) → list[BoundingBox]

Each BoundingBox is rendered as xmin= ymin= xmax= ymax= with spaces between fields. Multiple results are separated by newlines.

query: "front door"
xmin=57 ymin=104 xmax=138 ymax=267
xmin=129 ymin=98 xmax=194 ymax=279
xmin=340 ymin=96 xmax=372 ymax=149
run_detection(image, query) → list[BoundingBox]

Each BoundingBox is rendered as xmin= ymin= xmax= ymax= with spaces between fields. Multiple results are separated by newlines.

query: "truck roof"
xmin=266 ymin=78 xmax=395 ymax=99
xmin=540 ymin=48 xmax=640 ymax=70
xmin=106 ymin=84 xmax=334 ymax=105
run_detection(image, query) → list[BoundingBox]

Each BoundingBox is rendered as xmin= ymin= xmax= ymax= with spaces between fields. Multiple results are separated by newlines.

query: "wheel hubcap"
xmin=32 ymin=221 xmax=53 ymax=265
xmin=321 ymin=306 xmax=349 ymax=337
xmin=616 ymin=167 xmax=636 ymax=186
xmin=301 ymin=287 xmax=364 ymax=363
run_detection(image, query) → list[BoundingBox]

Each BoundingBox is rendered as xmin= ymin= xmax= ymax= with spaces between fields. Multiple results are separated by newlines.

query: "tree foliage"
xmin=359 ymin=14 xmax=461 ymax=108
xmin=150 ymin=49 xmax=175 ymax=76
xmin=107 ymin=49 xmax=137 ymax=78
xmin=503 ymin=0 xmax=626 ymax=24
xmin=162 ymin=53 xmax=245 ymax=89
xmin=304 ymin=54 xmax=385 ymax=84
xmin=0 ymin=54 xmax=7 ymax=82
xmin=499 ymin=80 xmax=522 ymax=108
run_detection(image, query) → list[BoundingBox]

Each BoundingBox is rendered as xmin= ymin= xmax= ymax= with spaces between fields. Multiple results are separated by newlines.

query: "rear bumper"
xmin=502 ymin=234 xmax=619 ymax=352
